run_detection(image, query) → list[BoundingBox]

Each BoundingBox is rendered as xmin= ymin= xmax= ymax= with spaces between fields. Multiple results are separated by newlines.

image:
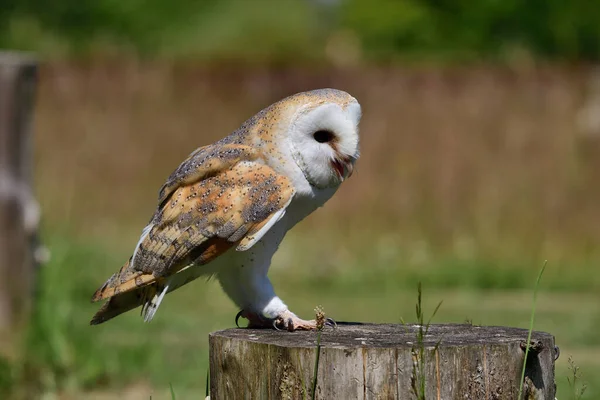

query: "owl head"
xmin=225 ymin=88 xmax=361 ymax=190
xmin=277 ymin=89 xmax=361 ymax=189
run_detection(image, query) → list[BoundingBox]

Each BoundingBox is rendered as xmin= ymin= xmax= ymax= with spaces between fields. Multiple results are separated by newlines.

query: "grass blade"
xmin=517 ymin=260 xmax=547 ymax=399
xmin=311 ymin=330 xmax=322 ymax=400
xmin=205 ymin=367 xmax=209 ymax=398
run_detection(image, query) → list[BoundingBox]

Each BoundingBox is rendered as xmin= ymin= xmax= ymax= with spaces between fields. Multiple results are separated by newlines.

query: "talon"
xmin=235 ymin=310 xmax=244 ymax=328
xmin=287 ymin=317 xmax=294 ymax=332
xmin=272 ymin=319 xmax=282 ymax=331
xmin=325 ymin=317 xmax=337 ymax=328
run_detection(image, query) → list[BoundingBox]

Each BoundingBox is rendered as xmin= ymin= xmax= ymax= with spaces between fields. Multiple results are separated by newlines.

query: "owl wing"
xmin=90 ymin=156 xmax=295 ymax=324
xmin=157 ymin=143 xmax=260 ymax=207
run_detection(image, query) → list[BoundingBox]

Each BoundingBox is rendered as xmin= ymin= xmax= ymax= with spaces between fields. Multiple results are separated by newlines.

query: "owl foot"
xmin=273 ymin=310 xmax=337 ymax=332
xmin=235 ymin=309 xmax=336 ymax=331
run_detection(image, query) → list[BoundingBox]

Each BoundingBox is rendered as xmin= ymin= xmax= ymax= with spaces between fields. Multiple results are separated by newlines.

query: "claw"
xmin=235 ymin=310 xmax=244 ymax=328
xmin=236 ymin=309 xmax=334 ymax=332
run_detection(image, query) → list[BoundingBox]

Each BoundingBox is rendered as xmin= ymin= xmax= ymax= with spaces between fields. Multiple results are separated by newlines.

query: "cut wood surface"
xmin=209 ymin=323 xmax=556 ymax=400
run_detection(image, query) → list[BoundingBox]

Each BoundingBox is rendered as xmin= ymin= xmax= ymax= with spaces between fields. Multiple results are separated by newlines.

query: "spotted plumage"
xmin=91 ymin=88 xmax=362 ymax=330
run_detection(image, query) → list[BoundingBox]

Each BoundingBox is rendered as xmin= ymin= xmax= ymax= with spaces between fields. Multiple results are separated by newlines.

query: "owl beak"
xmin=345 ymin=160 xmax=354 ymax=179
xmin=332 ymin=157 xmax=354 ymax=182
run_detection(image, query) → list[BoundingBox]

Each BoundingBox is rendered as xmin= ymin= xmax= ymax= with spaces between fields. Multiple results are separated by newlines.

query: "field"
xmin=9 ymin=63 xmax=599 ymax=398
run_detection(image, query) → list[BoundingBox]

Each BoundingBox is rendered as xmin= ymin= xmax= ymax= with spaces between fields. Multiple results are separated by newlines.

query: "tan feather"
xmin=91 ymin=236 xmax=235 ymax=303
xmin=91 ymin=258 xmax=153 ymax=302
xmin=157 ymin=144 xmax=259 ymax=206
xmin=90 ymin=281 xmax=163 ymax=325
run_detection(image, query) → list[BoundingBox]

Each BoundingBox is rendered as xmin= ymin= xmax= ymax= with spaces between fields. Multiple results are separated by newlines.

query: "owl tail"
xmin=90 ymin=278 xmax=169 ymax=325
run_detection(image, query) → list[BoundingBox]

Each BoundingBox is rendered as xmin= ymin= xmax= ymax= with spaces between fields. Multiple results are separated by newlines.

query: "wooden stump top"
xmin=210 ymin=323 xmax=556 ymax=399
xmin=210 ymin=322 xmax=554 ymax=349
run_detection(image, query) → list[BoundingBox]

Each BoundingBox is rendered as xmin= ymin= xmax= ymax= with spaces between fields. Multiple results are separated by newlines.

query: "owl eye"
xmin=313 ymin=130 xmax=335 ymax=143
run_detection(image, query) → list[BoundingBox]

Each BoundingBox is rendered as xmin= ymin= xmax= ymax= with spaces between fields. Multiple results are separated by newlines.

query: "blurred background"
xmin=1 ymin=0 xmax=599 ymax=398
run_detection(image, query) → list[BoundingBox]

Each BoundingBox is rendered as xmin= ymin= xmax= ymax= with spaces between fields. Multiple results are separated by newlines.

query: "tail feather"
xmin=91 ymin=258 xmax=154 ymax=303
xmin=141 ymin=283 xmax=169 ymax=322
xmin=90 ymin=263 xmax=208 ymax=325
xmin=90 ymin=281 xmax=163 ymax=325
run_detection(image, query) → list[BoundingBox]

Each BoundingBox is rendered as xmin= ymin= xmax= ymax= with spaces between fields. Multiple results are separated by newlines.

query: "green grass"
xmin=567 ymin=355 xmax=588 ymax=400
xmin=518 ymin=261 xmax=548 ymax=399
xmin=169 ymin=382 xmax=176 ymax=400
xmin=9 ymin=233 xmax=599 ymax=398
xmin=311 ymin=334 xmax=321 ymax=400
xmin=406 ymin=283 xmax=443 ymax=400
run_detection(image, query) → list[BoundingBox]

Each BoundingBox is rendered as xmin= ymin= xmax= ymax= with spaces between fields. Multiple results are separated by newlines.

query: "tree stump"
xmin=209 ymin=323 xmax=556 ymax=400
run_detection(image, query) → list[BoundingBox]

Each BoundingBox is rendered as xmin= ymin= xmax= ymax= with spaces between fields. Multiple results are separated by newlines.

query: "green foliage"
xmin=340 ymin=0 xmax=434 ymax=58
xmin=340 ymin=0 xmax=600 ymax=61
xmin=164 ymin=0 xmax=324 ymax=62
xmin=2 ymin=0 xmax=217 ymax=54
xmin=1 ymin=0 xmax=599 ymax=61
xmin=0 ymin=0 xmax=324 ymax=60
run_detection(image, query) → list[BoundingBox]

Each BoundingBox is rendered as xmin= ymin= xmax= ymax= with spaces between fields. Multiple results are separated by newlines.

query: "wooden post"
xmin=0 ymin=52 xmax=40 ymax=355
xmin=209 ymin=323 xmax=557 ymax=399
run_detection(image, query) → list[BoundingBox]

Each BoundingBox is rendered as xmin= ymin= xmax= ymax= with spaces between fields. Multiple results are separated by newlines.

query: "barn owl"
xmin=90 ymin=88 xmax=361 ymax=331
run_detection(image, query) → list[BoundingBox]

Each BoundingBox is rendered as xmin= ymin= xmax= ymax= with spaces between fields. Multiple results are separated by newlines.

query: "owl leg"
xmin=221 ymin=264 xmax=336 ymax=331
xmin=239 ymin=283 xmax=337 ymax=332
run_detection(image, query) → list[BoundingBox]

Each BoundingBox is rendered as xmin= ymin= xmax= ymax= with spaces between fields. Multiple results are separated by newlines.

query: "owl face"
xmin=283 ymin=90 xmax=361 ymax=189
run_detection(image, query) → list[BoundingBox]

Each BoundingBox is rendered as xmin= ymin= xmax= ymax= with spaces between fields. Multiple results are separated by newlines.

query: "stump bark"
xmin=209 ymin=323 xmax=556 ymax=400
